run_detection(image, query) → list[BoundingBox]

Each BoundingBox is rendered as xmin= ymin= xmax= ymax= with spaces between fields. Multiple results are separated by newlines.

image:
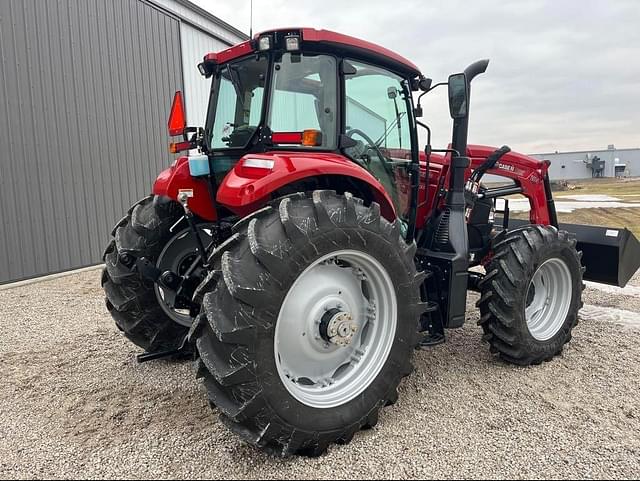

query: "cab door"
xmin=342 ymin=61 xmax=414 ymax=219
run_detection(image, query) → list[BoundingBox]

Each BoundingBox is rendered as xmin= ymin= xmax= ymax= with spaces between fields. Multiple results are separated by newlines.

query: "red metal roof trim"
xmin=204 ymin=40 xmax=253 ymax=64
xmin=301 ymin=28 xmax=420 ymax=75
xmin=203 ymin=28 xmax=421 ymax=76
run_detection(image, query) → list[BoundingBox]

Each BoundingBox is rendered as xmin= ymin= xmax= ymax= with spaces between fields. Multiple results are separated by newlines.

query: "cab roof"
xmin=203 ymin=28 xmax=422 ymax=78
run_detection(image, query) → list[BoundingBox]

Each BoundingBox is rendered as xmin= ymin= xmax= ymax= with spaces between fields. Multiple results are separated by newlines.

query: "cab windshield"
xmin=207 ymin=53 xmax=337 ymax=150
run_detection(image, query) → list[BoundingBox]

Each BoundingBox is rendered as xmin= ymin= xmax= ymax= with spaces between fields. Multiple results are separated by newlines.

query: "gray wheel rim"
xmin=274 ymin=250 xmax=397 ymax=409
xmin=525 ymin=257 xmax=572 ymax=341
xmin=154 ymin=224 xmax=215 ymax=327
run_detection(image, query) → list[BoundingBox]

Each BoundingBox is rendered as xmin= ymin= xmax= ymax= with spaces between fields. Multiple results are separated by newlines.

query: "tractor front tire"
xmin=102 ymin=196 xmax=188 ymax=353
xmin=478 ymin=225 xmax=584 ymax=365
xmin=191 ymin=191 xmax=424 ymax=456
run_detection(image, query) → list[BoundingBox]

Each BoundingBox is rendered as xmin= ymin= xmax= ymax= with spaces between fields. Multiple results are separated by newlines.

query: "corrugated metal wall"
xmin=0 ymin=0 xmax=183 ymax=284
xmin=180 ymin=23 xmax=229 ymax=128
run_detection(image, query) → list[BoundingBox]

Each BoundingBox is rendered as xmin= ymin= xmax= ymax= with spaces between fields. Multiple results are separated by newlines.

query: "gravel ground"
xmin=1 ymin=269 xmax=640 ymax=479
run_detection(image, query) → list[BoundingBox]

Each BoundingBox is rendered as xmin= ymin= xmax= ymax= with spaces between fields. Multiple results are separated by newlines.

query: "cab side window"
xmin=343 ymin=61 xmax=412 ymax=216
xmin=268 ymin=53 xmax=338 ymax=148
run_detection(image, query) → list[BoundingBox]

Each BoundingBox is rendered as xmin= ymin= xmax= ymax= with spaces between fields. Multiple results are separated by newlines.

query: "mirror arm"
xmin=416 ymin=119 xmax=431 ymax=157
xmin=415 ymin=81 xmax=448 ymax=117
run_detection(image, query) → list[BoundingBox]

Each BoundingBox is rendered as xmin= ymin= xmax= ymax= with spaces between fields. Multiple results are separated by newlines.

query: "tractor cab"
xmin=179 ymin=29 xmax=424 ymax=222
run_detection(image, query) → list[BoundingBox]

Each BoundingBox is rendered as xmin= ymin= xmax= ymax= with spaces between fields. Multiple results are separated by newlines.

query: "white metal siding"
xmin=531 ymin=148 xmax=640 ymax=180
xmin=151 ymin=0 xmax=246 ymax=46
xmin=180 ymin=23 xmax=229 ymax=127
xmin=346 ymin=98 xmax=386 ymax=144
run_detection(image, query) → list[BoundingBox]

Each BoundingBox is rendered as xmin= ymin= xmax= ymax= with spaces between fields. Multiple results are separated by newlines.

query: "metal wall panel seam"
xmin=91 ymin=0 xmax=119 ymax=232
xmin=54 ymin=0 xmax=89 ymax=267
xmin=68 ymin=0 xmax=103 ymax=262
xmin=138 ymin=3 xmax=156 ymax=190
xmin=0 ymin=1 xmax=24 ymax=281
xmin=114 ymin=0 xmax=137 ymax=214
xmin=82 ymin=0 xmax=112 ymax=251
xmin=156 ymin=7 xmax=176 ymax=180
xmin=120 ymin=0 xmax=143 ymax=206
xmin=148 ymin=11 xmax=165 ymax=183
xmin=8 ymin=0 xmax=38 ymax=276
xmin=41 ymin=0 xmax=74 ymax=272
xmin=161 ymin=15 xmax=182 ymax=173
xmin=167 ymin=15 xmax=182 ymax=171
xmin=63 ymin=0 xmax=96 ymax=265
xmin=25 ymin=0 xmax=60 ymax=273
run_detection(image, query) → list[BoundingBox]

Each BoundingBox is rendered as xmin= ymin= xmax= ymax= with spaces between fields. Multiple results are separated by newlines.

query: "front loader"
xmin=102 ymin=28 xmax=640 ymax=455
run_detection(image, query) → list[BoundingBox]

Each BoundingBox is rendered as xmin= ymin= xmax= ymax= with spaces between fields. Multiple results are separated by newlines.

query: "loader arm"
xmin=466 ymin=145 xmax=555 ymax=225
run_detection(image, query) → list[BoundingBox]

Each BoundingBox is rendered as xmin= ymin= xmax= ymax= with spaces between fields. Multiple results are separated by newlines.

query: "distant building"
xmin=530 ymin=145 xmax=640 ymax=180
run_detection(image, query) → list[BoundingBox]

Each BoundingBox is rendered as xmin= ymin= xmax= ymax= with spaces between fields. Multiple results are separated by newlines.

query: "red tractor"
xmin=102 ymin=28 xmax=640 ymax=456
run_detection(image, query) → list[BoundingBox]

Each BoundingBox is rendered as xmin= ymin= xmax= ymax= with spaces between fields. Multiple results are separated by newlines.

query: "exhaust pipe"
xmin=450 ymin=59 xmax=489 ymax=160
xmin=430 ymin=59 xmax=490 ymax=328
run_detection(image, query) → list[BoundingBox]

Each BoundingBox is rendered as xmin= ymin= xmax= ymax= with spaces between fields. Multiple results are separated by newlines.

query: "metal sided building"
xmin=0 ymin=0 xmax=247 ymax=284
xmin=530 ymin=146 xmax=640 ymax=181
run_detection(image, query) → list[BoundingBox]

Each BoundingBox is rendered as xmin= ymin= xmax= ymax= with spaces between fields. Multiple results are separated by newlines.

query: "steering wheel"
xmin=346 ymin=129 xmax=390 ymax=165
xmin=222 ymin=124 xmax=256 ymax=148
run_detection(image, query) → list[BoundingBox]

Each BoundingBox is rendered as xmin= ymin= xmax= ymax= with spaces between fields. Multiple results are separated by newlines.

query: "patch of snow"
xmin=585 ymin=281 xmax=640 ymax=297
xmin=508 ymin=199 xmax=640 ymax=213
xmin=558 ymin=194 xmax=621 ymax=202
xmin=580 ymin=304 xmax=640 ymax=330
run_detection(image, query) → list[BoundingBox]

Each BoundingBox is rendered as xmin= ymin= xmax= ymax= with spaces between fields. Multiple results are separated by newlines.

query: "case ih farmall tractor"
xmin=102 ymin=28 xmax=640 ymax=456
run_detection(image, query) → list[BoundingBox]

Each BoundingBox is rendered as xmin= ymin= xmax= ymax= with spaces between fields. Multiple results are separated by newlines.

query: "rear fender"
xmin=152 ymin=156 xmax=217 ymax=221
xmin=216 ymin=152 xmax=397 ymax=220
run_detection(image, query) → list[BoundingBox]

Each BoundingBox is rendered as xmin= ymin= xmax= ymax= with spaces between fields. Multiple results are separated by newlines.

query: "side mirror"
xmin=387 ymin=86 xmax=398 ymax=99
xmin=448 ymin=73 xmax=468 ymax=119
xmin=168 ymin=91 xmax=186 ymax=137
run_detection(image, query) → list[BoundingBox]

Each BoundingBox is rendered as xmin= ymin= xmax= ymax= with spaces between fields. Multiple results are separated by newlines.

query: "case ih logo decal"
xmin=497 ymin=162 xmax=515 ymax=172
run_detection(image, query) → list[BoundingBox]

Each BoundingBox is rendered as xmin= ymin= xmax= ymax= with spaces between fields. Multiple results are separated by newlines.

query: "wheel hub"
xmin=320 ymin=308 xmax=358 ymax=347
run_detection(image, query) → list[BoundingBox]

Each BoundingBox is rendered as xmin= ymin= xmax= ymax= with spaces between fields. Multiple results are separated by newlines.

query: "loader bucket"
xmin=505 ymin=220 xmax=640 ymax=287
xmin=561 ymin=222 xmax=640 ymax=287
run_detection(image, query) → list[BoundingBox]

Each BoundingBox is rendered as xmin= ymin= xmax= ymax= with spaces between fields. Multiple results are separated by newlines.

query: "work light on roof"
xmin=258 ymin=35 xmax=272 ymax=51
xmin=285 ymin=35 xmax=300 ymax=51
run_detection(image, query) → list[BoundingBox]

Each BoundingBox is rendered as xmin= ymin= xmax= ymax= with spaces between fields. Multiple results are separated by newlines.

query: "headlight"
xmin=285 ymin=35 xmax=300 ymax=51
xmin=258 ymin=35 xmax=272 ymax=51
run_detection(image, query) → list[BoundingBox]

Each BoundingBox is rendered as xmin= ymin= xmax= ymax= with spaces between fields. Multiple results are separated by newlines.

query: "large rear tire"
xmin=190 ymin=191 xmax=424 ymax=456
xmin=477 ymin=225 xmax=584 ymax=365
xmin=102 ymin=196 xmax=200 ymax=352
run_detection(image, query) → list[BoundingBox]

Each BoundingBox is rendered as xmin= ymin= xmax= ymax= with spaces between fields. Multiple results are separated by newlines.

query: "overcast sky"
xmin=191 ymin=0 xmax=639 ymax=154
